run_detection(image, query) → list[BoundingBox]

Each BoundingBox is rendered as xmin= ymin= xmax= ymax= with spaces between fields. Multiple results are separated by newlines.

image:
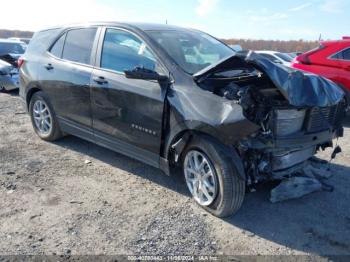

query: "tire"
xmin=182 ymin=135 xmax=245 ymax=218
xmin=29 ymin=91 xmax=63 ymax=141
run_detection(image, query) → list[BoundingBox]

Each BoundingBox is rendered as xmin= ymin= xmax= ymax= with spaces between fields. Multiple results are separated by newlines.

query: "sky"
xmin=1 ymin=0 xmax=349 ymax=41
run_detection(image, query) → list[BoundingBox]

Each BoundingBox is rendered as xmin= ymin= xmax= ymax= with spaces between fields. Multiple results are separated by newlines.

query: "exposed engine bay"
xmin=194 ymin=51 xmax=346 ymax=190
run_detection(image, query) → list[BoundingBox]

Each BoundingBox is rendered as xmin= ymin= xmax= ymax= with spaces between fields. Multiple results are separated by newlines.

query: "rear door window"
xmin=62 ymin=28 xmax=97 ymax=65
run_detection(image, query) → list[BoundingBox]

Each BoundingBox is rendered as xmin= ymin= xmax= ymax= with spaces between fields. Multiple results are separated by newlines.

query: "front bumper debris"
xmin=270 ymin=160 xmax=334 ymax=203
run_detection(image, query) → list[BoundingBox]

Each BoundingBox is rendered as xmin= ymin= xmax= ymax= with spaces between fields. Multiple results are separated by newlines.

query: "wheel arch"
xmin=163 ymin=120 xmax=220 ymax=163
xmin=163 ymin=123 xmax=246 ymax=181
xmin=26 ymin=86 xmax=42 ymax=110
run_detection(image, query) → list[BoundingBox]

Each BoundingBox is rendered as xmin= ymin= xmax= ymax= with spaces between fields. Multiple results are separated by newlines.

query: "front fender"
xmin=162 ymin=86 xmax=260 ymax=160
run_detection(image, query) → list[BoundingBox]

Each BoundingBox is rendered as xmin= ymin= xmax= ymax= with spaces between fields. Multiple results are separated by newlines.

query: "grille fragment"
xmin=307 ymin=106 xmax=338 ymax=133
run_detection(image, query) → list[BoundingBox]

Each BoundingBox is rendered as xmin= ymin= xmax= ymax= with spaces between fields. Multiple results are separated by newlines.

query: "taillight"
xmin=295 ymin=45 xmax=325 ymax=65
xmin=17 ymin=57 xmax=24 ymax=68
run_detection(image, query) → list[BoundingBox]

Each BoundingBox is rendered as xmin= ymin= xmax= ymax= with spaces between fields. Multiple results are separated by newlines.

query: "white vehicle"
xmin=255 ymin=51 xmax=293 ymax=66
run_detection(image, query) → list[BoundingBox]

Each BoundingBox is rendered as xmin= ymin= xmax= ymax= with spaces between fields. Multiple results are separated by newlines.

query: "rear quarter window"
xmin=25 ymin=28 xmax=61 ymax=56
xmin=342 ymin=48 xmax=350 ymax=60
xmin=331 ymin=51 xmax=343 ymax=60
xmin=50 ymin=33 xmax=66 ymax=58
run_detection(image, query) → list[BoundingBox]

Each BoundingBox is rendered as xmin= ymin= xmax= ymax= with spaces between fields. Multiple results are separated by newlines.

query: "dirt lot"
xmin=0 ymin=90 xmax=350 ymax=257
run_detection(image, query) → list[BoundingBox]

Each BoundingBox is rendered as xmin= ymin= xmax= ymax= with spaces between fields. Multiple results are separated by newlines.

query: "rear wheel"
xmin=182 ymin=136 xmax=245 ymax=218
xmin=29 ymin=91 xmax=63 ymax=141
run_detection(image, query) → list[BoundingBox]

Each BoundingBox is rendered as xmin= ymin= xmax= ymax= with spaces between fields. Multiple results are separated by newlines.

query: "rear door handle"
xmin=93 ymin=76 xmax=108 ymax=85
xmin=44 ymin=63 xmax=54 ymax=70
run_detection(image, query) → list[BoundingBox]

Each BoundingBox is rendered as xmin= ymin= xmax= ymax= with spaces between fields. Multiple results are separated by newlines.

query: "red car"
xmin=291 ymin=37 xmax=350 ymax=102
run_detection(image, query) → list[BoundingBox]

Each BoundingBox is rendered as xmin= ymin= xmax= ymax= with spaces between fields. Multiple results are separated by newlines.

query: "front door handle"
xmin=93 ymin=76 xmax=108 ymax=85
xmin=44 ymin=63 xmax=54 ymax=70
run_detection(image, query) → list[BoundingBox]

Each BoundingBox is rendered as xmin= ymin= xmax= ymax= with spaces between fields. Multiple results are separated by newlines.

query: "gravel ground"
xmin=0 ymin=90 xmax=350 ymax=258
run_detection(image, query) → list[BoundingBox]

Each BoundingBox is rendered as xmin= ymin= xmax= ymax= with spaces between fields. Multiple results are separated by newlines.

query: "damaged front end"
xmin=194 ymin=51 xmax=346 ymax=186
xmin=0 ymin=55 xmax=20 ymax=91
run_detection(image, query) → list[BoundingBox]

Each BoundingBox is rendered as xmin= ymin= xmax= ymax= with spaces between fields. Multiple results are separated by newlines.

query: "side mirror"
xmin=124 ymin=66 xmax=168 ymax=82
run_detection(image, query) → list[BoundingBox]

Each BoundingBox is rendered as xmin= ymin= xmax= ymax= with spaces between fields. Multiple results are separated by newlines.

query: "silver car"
xmin=0 ymin=39 xmax=25 ymax=91
xmin=0 ymin=59 xmax=19 ymax=91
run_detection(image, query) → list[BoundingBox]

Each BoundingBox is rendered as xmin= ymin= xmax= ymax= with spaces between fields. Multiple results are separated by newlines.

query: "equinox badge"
xmin=131 ymin=124 xmax=157 ymax=136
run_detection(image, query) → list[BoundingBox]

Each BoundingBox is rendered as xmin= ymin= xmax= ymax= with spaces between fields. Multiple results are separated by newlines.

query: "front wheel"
xmin=182 ymin=136 xmax=246 ymax=218
xmin=29 ymin=91 xmax=63 ymax=141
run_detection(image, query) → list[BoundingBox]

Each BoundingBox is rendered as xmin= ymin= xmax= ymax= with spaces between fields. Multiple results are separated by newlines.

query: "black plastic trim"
xmin=58 ymin=117 xmax=162 ymax=170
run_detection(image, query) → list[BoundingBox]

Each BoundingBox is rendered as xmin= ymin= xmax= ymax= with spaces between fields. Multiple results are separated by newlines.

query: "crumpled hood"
xmin=194 ymin=50 xmax=345 ymax=107
xmin=243 ymin=51 xmax=344 ymax=107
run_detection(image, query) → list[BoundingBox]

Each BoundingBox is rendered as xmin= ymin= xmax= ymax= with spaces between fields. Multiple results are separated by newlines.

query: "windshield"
xmin=275 ymin=53 xmax=293 ymax=62
xmin=0 ymin=42 xmax=25 ymax=55
xmin=147 ymin=30 xmax=235 ymax=75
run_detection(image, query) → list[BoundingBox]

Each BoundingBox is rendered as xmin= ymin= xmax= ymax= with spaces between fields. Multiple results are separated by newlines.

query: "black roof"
xmin=41 ymin=22 xmax=190 ymax=32
xmin=120 ymin=22 xmax=187 ymax=31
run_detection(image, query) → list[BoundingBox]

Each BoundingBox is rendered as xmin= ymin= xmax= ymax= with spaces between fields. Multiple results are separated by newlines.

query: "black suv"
xmin=19 ymin=22 xmax=345 ymax=217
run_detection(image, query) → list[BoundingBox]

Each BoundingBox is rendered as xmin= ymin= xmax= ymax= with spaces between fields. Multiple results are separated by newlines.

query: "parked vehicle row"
xmin=288 ymin=52 xmax=302 ymax=58
xmin=255 ymin=50 xmax=293 ymax=66
xmin=19 ymin=22 xmax=346 ymax=217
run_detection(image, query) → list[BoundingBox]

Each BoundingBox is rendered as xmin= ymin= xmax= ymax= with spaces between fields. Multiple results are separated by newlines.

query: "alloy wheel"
xmin=184 ymin=150 xmax=218 ymax=206
xmin=32 ymin=100 xmax=52 ymax=135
